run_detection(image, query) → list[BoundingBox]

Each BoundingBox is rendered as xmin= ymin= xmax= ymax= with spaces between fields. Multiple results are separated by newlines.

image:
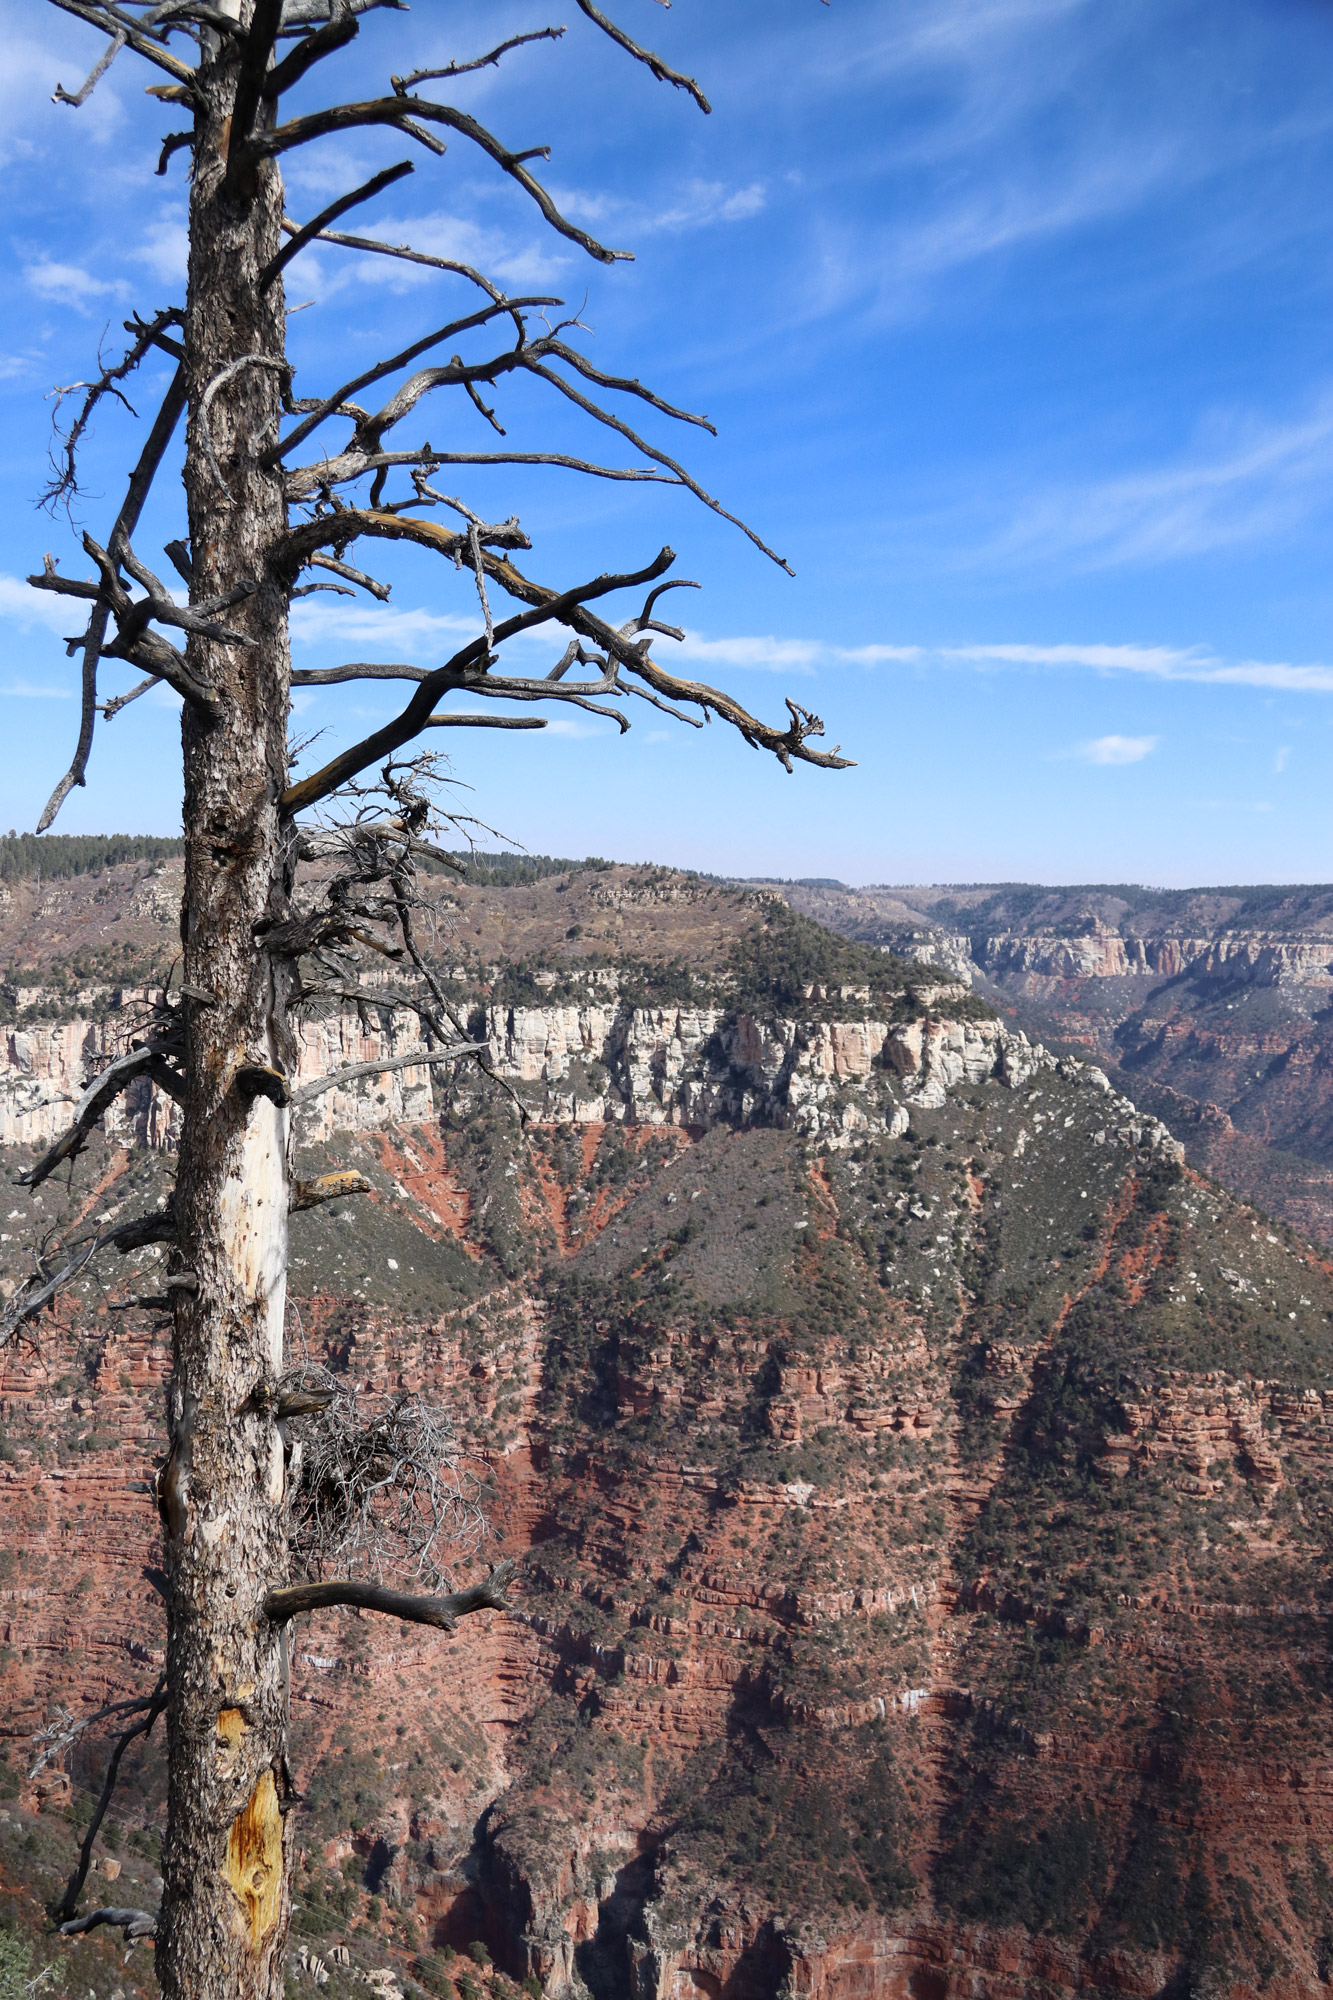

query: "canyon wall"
xmin=783 ymin=883 xmax=1333 ymax=1247
xmin=2 ymin=867 xmax=1332 ymax=2000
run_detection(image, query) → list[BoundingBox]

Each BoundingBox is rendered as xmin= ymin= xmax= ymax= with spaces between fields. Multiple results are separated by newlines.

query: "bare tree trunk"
xmin=7 ymin=8 xmax=853 ymax=1988
xmin=157 ymin=32 xmax=297 ymax=1999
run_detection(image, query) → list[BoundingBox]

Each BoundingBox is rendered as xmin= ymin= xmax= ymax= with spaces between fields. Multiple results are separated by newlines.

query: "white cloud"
xmin=0 ymin=573 xmax=84 ymax=634
xmin=1067 ymin=733 xmax=1159 ymax=766
xmin=1274 ymin=744 xmax=1292 ymax=772
xmin=879 ymin=145 xmax=1175 ymax=293
xmin=132 ymin=213 xmax=189 ymax=287
xmin=283 ymin=207 xmax=569 ymax=302
xmin=375 ymin=209 xmax=567 ymax=289
xmin=23 ymin=256 xmax=129 ymax=312
xmin=674 ymin=631 xmax=821 ymax=673
xmin=0 ymin=680 xmax=73 ymax=698
xmin=836 ymin=643 xmax=928 ymax=666
xmin=540 ymin=715 xmax=612 ymax=737
xmin=289 ymin=599 xmax=477 ymax=654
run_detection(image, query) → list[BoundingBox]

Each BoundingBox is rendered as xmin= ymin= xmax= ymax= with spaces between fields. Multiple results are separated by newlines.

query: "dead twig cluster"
xmin=281 ymin=1365 xmax=487 ymax=1591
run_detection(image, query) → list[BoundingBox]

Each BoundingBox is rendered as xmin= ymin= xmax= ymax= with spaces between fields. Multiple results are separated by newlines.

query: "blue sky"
xmin=4 ymin=0 xmax=1333 ymax=885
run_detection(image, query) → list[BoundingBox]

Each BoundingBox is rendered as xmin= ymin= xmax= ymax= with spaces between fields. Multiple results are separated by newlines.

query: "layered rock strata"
xmin=2 ymin=877 xmax=1331 ymax=2000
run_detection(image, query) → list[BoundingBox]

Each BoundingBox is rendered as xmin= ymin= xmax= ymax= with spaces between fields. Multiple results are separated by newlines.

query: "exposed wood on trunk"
xmin=223 ymin=1768 xmax=285 ymax=1952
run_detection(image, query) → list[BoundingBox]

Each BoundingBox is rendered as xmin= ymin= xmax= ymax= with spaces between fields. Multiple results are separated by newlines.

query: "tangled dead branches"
xmin=282 ymin=1365 xmax=488 ymax=1591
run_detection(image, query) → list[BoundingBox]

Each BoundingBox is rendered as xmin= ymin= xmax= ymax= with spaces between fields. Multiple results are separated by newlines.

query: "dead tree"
xmin=11 ymin=6 xmax=850 ymax=1996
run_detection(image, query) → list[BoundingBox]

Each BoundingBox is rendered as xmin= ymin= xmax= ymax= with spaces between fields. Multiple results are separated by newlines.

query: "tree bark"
xmin=157 ymin=17 xmax=297 ymax=1997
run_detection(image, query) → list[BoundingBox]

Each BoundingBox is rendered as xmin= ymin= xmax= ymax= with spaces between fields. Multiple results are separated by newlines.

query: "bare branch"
xmin=259 ymin=159 xmax=414 ymax=292
xmin=45 ymin=0 xmax=194 ymax=83
xmin=277 ymin=0 xmax=406 ymax=25
xmin=291 ymin=661 xmax=426 ymax=686
xmin=254 ymin=95 xmax=630 ymax=264
xmin=18 ymin=1041 xmax=183 ymax=1191
xmin=42 ymin=537 xmax=233 ymax=704
xmin=53 ymin=25 xmax=126 ymax=108
xmin=0 ymin=1205 xmax=176 ymax=1353
xmin=278 ymin=219 xmax=507 ymax=302
xmin=538 ymin=334 xmax=717 ymax=435
xmin=574 ymin=0 xmax=711 ymax=113
xmin=29 ymin=1686 xmax=165 ymax=1782
xmin=262 ymin=4 xmax=360 ymax=100
xmin=57 ymin=1689 xmax=168 ymax=1923
xmin=155 ymin=130 xmax=194 ymax=176
xmin=102 ymin=674 xmax=160 ymax=719
xmin=306 ymin=554 xmax=392 ymax=600
xmin=288 ymin=1044 xmax=484 ymax=1107
xmin=268 ymin=297 xmax=558 ymax=464
xmin=523 ymin=354 xmax=791 ymax=571
xmin=293 ymin=819 xmax=467 ymax=872
xmin=286 ymin=448 xmax=678 ymax=501
xmin=280 ymin=1365 xmax=488 ymax=1585
xmin=141 ymin=3 xmax=241 ymax=39
xmin=42 ymin=309 xmax=183 ymax=518
xmin=59 ymin=1908 xmax=158 ymax=1941
xmin=37 ymin=362 xmax=189 ymax=831
xmin=280 ymin=532 xmax=675 ymax=811
xmin=393 ymin=27 xmax=565 ymax=90
xmin=279 ymin=317 xmax=766 ymax=567
xmin=281 ymin=505 xmax=851 ymax=783
xmin=265 ymin=1558 xmax=516 ymax=1629
xmin=426 ymin=713 xmax=546 ymax=730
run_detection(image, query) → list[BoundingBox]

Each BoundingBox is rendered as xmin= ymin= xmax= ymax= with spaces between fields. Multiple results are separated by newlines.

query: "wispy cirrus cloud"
xmin=983 ymin=395 xmax=1333 ymax=571
xmin=671 ymin=627 xmax=1333 ymax=694
xmin=654 ymin=181 xmax=766 ymax=231
xmin=943 ymin=640 xmax=1333 ymax=692
xmin=551 ymin=177 xmax=768 ymax=240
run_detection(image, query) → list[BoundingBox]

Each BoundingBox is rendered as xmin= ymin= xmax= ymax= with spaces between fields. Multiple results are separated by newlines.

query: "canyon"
xmin=786 ymin=879 xmax=1333 ymax=1253
xmin=2 ymin=852 xmax=1333 ymax=2000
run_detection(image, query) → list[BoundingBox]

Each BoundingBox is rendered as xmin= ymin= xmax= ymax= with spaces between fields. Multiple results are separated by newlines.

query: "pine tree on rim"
xmin=8 ymin=5 xmax=850 ymax=1994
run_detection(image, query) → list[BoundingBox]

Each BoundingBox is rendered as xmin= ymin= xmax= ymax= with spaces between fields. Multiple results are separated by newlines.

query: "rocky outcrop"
xmin=878 ymin=924 xmax=1333 ymax=990
xmin=465 ymin=1000 xmax=1183 ymax=1163
xmin=0 ymin=1002 xmax=436 ymax=1153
